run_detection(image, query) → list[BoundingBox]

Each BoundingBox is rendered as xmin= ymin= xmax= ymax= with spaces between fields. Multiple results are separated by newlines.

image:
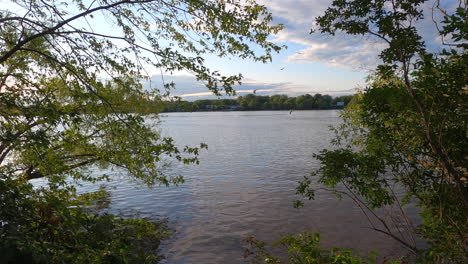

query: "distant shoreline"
xmin=161 ymin=108 xmax=345 ymax=113
xmin=160 ymin=93 xmax=353 ymax=113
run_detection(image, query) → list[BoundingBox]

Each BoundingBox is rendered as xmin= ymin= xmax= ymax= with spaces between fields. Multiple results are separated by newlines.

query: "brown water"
xmin=70 ymin=110 xmax=418 ymax=263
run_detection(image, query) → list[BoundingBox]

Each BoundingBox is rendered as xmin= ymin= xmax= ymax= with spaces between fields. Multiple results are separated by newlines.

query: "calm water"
xmin=71 ymin=111 xmax=416 ymax=263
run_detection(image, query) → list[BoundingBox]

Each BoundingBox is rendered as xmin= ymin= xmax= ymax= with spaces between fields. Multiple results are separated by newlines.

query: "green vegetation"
xmin=161 ymin=94 xmax=354 ymax=112
xmin=1 ymin=179 xmax=168 ymax=264
xmin=246 ymin=0 xmax=467 ymax=263
xmin=0 ymin=0 xmax=282 ymax=263
xmin=244 ymin=232 xmax=388 ymax=264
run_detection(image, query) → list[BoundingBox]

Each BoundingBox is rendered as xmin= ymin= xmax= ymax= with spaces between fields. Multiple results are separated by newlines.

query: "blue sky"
xmin=3 ymin=0 xmax=456 ymax=100
xmin=149 ymin=0 xmax=373 ymax=99
xmin=151 ymin=0 xmax=454 ymax=100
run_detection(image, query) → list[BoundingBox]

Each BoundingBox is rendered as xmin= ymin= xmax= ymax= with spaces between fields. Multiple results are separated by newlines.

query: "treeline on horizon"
xmin=161 ymin=93 xmax=354 ymax=112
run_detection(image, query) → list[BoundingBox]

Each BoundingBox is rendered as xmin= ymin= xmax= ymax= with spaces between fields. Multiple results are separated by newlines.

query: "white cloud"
xmin=144 ymin=75 xmax=357 ymax=100
xmin=142 ymin=1 xmax=460 ymax=98
xmin=260 ymin=0 xmax=458 ymax=69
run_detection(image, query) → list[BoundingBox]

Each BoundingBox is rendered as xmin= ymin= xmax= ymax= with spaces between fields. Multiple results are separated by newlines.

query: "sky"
xmin=149 ymin=0 xmax=371 ymax=99
xmin=2 ymin=0 xmax=456 ymax=100
xmin=147 ymin=0 xmax=455 ymax=100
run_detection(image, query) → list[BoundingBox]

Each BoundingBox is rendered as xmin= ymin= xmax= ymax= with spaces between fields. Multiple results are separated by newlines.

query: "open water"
xmin=58 ymin=110 xmax=418 ymax=263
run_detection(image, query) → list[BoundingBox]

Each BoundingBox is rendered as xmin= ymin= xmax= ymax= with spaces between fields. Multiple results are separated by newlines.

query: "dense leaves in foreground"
xmin=0 ymin=176 xmax=168 ymax=264
xmin=0 ymin=0 xmax=282 ymax=262
xmin=161 ymin=94 xmax=353 ymax=112
xmin=244 ymin=232 xmax=400 ymax=264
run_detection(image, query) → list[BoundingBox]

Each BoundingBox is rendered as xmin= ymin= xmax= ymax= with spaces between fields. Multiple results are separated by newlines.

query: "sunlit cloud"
xmin=145 ymin=75 xmax=357 ymax=100
xmin=145 ymin=0 xmax=458 ymax=99
xmin=260 ymin=0 xmax=457 ymax=69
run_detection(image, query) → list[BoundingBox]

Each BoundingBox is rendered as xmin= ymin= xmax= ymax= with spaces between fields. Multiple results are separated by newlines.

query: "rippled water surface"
xmin=78 ymin=110 xmax=414 ymax=263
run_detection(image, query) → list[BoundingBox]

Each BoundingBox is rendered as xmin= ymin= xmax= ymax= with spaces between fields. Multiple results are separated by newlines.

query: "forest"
xmin=160 ymin=94 xmax=354 ymax=112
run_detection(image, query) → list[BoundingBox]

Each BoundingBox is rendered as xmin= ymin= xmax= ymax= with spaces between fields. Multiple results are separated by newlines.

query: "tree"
xmin=247 ymin=0 xmax=467 ymax=263
xmin=0 ymin=0 xmax=283 ymax=262
xmin=297 ymin=0 xmax=467 ymax=262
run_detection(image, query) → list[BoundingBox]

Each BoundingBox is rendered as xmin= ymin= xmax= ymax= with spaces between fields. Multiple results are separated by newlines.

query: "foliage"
xmin=237 ymin=94 xmax=348 ymax=111
xmin=243 ymin=232 xmax=397 ymax=264
xmin=0 ymin=0 xmax=283 ymax=184
xmin=160 ymin=94 xmax=353 ymax=112
xmin=0 ymin=175 xmax=169 ymax=264
xmin=295 ymin=0 xmax=467 ymax=263
xmin=0 ymin=0 xmax=283 ymax=262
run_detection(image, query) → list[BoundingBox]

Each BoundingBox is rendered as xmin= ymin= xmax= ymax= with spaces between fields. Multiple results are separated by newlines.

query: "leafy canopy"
xmin=296 ymin=0 xmax=468 ymax=262
xmin=0 ymin=0 xmax=283 ymax=262
xmin=0 ymin=0 xmax=283 ymax=184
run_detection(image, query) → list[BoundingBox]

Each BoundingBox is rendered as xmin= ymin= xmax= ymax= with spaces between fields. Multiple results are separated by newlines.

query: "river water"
xmin=71 ymin=110 xmax=416 ymax=263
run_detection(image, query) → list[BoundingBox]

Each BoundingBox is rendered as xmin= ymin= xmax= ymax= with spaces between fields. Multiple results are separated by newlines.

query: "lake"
xmin=73 ymin=110 xmax=416 ymax=263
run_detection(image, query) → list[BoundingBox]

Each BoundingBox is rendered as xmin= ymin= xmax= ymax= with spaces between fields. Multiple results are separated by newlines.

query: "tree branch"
xmin=0 ymin=0 xmax=154 ymax=64
xmin=401 ymin=59 xmax=468 ymax=206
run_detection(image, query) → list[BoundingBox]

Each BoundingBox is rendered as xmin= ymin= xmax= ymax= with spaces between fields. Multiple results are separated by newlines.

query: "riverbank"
xmin=161 ymin=93 xmax=354 ymax=113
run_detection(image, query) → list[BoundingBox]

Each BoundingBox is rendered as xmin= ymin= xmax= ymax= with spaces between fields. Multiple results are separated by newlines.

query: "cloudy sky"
xmin=5 ymin=0 xmax=452 ymax=100
xmin=149 ymin=0 xmax=370 ymax=99
xmin=146 ymin=0 xmax=455 ymax=100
